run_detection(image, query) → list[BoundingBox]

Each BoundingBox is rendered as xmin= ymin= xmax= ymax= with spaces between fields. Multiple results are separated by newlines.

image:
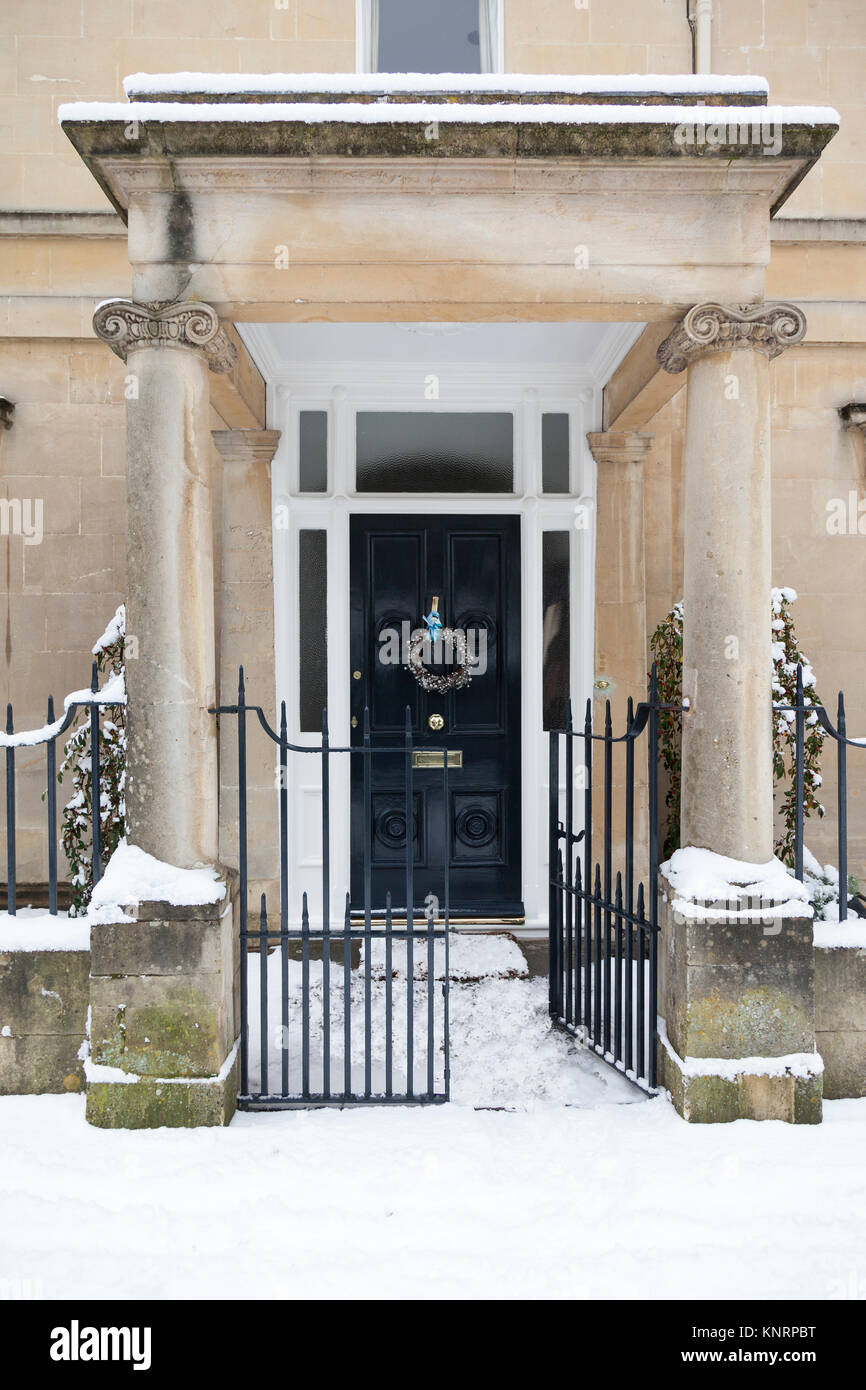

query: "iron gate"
xmin=214 ymin=670 xmax=451 ymax=1108
xmin=548 ymin=666 xmax=676 ymax=1092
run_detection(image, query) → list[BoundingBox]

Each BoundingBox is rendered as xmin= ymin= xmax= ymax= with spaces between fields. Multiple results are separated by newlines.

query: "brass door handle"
xmin=427 ymin=713 xmax=445 ymax=731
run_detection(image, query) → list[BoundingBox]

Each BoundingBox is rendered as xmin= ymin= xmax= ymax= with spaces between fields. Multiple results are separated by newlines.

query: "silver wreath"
xmin=407 ymin=628 xmax=473 ymax=693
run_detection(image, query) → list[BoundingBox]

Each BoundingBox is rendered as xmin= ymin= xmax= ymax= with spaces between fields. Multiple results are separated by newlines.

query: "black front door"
xmin=350 ymin=515 xmax=522 ymax=918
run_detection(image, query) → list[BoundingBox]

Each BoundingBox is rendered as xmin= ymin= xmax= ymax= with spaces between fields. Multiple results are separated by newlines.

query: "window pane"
xmin=542 ymin=531 xmax=570 ymax=731
xmin=542 ymin=413 xmax=570 ymax=493
xmin=299 ymin=530 xmax=328 ymax=732
xmin=299 ymin=410 xmax=327 ymax=493
xmin=356 ymin=411 xmax=513 ymax=492
xmin=377 ymin=0 xmax=482 ymax=74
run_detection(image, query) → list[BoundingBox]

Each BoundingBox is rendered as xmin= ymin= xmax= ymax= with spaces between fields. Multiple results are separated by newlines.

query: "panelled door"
xmin=349 ymin=514 xmax=522 ymax=918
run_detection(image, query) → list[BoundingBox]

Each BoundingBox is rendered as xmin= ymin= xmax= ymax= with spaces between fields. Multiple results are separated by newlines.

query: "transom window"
xmin=359 ymin=1 xmax=502 ymax=74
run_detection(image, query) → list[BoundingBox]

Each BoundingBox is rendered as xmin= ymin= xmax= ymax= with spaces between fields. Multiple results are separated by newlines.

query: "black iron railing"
xmin=0 ymin=662 xmax=120 ymax=915
xmin=212 ymin=669 xmax=451 ymax=1108
xmin=777 ymin=663 xmax=865 ymax=919
xmin=548 ymin=665 xmax=682 ymax=1092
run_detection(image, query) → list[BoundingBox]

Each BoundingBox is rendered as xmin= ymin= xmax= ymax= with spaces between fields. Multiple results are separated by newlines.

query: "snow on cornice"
xmin=59 ymin=100 xmax=839 ymax=127
xmin=122 ymin=71 xmax=770 ymax=98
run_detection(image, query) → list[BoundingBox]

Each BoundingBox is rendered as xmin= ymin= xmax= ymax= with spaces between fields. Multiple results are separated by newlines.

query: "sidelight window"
xmin=542 ymin=531 xmax=571 ymax=731
xmin=298 ymin=530 xmax=328 ymax=732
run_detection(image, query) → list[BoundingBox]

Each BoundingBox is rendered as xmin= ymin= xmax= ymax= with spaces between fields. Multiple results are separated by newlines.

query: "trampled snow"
xmin=246 ymin=932 xmax=639 ymax=1109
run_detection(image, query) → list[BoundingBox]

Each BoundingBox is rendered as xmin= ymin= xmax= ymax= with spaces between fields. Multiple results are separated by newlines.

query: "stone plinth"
xmin=0 ymin=948 xmax=89 ymax=1094
xmin=86 ymin=876 xmax=240 ymax=1128
xmin=658 ymin=871 xmax=822 ymax=1123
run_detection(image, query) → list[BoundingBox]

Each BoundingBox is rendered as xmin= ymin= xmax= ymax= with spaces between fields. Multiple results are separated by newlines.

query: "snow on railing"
xmin=1 ymin=664 xmax=126 ymax=917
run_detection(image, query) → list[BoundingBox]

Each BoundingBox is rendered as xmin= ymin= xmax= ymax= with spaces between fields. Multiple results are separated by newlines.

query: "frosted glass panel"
xmin=542 ymin=531 xmax=570 ymax=731
xmin=299 ymin=531 xmax=328 ymax=732
xmin=299 ymin=411 xmax=327 ymax=493
xmin=542 ymin=414 xmax=570 ymax=494
xmin=356 ymin=412 xmax=513 ymax=492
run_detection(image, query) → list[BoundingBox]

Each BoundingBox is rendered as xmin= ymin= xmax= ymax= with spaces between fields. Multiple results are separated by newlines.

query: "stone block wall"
xmin=0 ymin=946 xmax=89 ymax=1093
xmin=816 ymin=941 xmax=866 ymax=1099
xmin=1 ymin=1 xmax=863 ymax=215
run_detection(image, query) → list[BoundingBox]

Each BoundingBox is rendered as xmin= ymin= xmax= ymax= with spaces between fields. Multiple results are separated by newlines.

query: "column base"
xmin=85 ymin=1047 xmax=238 ymax=1129
xmin=658 ymin=1023 xmax=823 ymax=1124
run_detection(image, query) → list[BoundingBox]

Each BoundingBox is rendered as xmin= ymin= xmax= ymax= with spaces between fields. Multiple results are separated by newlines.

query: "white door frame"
xmin=260 ymin=354 xmax=612 ymax=928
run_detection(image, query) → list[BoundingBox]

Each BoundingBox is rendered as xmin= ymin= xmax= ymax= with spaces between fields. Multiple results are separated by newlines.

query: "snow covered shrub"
xmin=58 ymin=607 xmax=127 ymax=916
xmin=649 ymin=588 xmax=825 ymax=864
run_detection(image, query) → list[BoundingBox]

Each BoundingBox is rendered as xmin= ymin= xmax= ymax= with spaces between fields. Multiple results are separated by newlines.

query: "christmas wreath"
xmin=407 ymin=627 xmax=473 ymax=693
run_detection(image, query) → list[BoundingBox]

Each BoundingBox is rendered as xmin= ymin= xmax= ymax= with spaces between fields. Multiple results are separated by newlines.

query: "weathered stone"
xmin=86 ymin=877 xmax=240 ymax=1125
xmin=815 ymin=944 xmax=866 ymax=1099
xmin=0 ymin=1030 xmax=86 ymax=1096
xmin=660 ymin=1043 xmax=823 ymax=1124
xmin=659 ymin=872 xmax=821 ymax=1123
xmin=86 ymin=1054 xmax=237 ymax=1129
xmin=0 ymin=949 xmax=89 ymax=1094
xmin=92 ymin=300 xmax=224 ymax=869
xmin=661 ymin=882 xmax=815 ymax=1060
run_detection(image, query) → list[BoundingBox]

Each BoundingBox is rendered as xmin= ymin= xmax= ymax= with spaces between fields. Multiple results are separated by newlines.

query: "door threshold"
xmin=349 ymin=912 xmax=525 ymax=927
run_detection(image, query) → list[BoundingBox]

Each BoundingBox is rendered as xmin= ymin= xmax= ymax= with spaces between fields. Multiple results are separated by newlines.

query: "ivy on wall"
xmin=649 ymin=588 xmax=825 ymax=864
xmin=57 ymin=607 xmax=127 ymax=917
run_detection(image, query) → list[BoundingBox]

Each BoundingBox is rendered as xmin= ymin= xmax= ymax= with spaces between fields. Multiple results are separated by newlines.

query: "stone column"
xmin=654 ymin=303 xmax=821 ymax=1125
xmin=212 ymin=430 xmax=281 ymax=909
xmin=93 ymin=300 xmax=237 ymax=869
xmin=88 ymin=302 xmax=240 ymax=1130
xmin=657 ymin=302 xmax=806 ymax=863
xmin=586 ymin=429 xmax=653 ymax=877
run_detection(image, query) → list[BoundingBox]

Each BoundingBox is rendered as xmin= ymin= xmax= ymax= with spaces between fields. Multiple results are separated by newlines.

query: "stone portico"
xmin=54 ymin=77 xmax=840 ymax=1125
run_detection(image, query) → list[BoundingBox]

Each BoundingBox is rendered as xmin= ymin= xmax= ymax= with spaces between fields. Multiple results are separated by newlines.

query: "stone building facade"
xmin=0 ymin=0 xmax=864 ymax=1124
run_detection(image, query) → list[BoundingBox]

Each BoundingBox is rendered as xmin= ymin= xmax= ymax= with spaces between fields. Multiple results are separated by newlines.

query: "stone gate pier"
xmin=655 ymin=302 xmax=822 ymax=1123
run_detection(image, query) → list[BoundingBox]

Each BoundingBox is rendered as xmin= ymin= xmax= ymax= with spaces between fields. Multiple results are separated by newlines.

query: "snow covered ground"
xmin=2 ymin=1092 xmax=865 ymax=1300
xmin=1 ymin=933 xmax=865 ymax=1301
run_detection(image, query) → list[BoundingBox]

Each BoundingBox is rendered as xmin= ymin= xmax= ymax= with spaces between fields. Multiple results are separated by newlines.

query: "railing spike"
xmin=90 ymin=660 xmax=98 ymax=694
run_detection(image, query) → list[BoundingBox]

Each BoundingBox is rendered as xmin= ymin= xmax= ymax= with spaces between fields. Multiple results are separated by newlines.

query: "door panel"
xmin=350 ymin=514 xmax=522 ymax=917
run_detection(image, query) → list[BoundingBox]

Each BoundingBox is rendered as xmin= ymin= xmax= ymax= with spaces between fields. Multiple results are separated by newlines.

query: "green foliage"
xmin=649 ymin=589 xmax=825 ymax=865
xmin=57 ymin=608 xmax=126 ymax=916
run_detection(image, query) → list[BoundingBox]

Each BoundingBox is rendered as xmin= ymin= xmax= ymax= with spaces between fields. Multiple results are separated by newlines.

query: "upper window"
xmin=356 ymin=411 xmax=513 ymax=492
xmin=360 ymin=1 xmax=502 ymax=74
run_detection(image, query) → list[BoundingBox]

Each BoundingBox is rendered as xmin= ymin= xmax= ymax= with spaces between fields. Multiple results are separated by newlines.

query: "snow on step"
xmin=364 ymin=929 xmax=528 ymax=982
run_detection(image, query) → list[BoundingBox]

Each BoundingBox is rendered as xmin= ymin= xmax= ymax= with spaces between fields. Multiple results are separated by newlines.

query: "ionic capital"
xmin=656 ymin=302 xmax=807 ymax=375
xmin=93 ymin=299 xmax=237 ymax=375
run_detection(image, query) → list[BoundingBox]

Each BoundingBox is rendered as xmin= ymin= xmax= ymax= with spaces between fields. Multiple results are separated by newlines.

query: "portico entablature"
xmin=58 ymin=84 xmax=838 ymax=324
